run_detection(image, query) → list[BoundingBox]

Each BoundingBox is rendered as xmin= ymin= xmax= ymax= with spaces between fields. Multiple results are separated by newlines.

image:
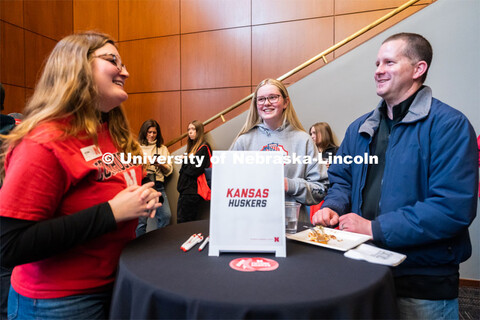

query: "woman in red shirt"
xmin=0 ymin=32 xmax=160 ymax=319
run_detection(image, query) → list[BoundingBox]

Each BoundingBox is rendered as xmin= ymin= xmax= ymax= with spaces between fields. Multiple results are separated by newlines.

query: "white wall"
xmin=167 ymin=0 xmax=480 ymax=280
xmin=293 ymin=0 xmax=479 ymax=144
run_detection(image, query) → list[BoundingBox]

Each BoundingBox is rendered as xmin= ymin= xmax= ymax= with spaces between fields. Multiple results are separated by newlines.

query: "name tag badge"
xmin=81 ymin=145 xmax=103 ymax=162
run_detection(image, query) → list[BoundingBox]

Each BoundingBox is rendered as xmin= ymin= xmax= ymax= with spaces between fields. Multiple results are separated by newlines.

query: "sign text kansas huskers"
xmin=226 ymin=188 xmax=269 ymax=207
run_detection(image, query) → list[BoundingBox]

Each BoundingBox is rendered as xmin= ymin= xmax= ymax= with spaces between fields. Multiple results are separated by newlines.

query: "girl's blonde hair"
xmin=186 ymin=120 xmax=208 ymax=155
xmin=234 ymin=78 xmax=305 ymax=141
xmin=0 ymin=31 xmax=141 ymax=179
xmin=309 ymin=122 xmax=338 ymax=152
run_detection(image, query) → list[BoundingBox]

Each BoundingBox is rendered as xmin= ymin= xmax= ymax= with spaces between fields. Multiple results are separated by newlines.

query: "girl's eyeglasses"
xmin=93 ymin=53 xmax=127 ymax=72
xmin=256 ymin=94 xmax=281 ymax=105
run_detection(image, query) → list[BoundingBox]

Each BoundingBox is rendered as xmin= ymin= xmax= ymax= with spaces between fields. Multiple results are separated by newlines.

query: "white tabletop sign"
xmin=209 ymin=151 xmax=286 ymax=257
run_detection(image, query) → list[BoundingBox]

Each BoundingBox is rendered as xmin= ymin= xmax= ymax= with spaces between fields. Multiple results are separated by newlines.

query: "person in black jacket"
xmin=176 ymin=120 xmax=211 ymax=223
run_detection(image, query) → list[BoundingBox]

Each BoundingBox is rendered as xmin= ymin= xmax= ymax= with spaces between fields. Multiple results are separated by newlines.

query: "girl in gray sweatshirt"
xmin=231 ymin=78 xmax=327 ymax=210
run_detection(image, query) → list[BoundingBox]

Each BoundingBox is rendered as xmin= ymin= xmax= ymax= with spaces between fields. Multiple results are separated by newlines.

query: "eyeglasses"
xmin=256 ymin=94 xmax=281 ymax=105
xmin=93 ymin=53 xmax=127 ymax=72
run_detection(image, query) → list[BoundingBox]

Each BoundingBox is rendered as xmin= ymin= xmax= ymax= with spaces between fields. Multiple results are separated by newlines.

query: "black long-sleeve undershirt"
xmin=0 ymin=202 xmax=117 ymax=268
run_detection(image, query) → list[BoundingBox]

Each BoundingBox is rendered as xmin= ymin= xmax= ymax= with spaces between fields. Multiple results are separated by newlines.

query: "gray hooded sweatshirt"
xmin=231 ymin=122 xmax=327 ymax=206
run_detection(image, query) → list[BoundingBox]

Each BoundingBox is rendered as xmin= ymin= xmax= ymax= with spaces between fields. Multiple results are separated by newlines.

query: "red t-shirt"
xmin=0 ymin=120 xmax=142 ymax=299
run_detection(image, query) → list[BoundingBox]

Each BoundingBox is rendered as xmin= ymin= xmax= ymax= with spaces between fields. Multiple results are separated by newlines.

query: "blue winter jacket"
xmin=323 ymin=86 xmax=478 ymax=277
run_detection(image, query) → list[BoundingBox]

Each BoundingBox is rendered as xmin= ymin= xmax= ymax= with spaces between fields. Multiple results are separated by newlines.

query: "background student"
xmin=309 ymin=122 xmax=339 ymax=160
xmin=136 ymin=119 xmax=173 ymax=236
xmin=176 ymin=120 xmax=211 ymax=223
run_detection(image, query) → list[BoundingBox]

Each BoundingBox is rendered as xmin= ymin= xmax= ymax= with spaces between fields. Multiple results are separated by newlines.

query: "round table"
xmin=110 ymin=220 xmax=397 ymax=319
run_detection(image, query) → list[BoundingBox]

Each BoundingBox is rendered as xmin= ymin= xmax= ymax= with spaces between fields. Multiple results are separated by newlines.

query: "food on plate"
xmin=307 ymin=227 xmax=339 ymax=244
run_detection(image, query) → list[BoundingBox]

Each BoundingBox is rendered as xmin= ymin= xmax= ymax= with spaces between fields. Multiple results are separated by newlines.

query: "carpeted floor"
xmin=459 ymin=286 xmax=480 ymax=320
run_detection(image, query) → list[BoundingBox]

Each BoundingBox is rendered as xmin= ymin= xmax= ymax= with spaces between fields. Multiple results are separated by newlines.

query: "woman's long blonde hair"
xmin=310 ymin=122 xmax=338 ymax=152
xmin=186 ymin=120 xmax=208 ymax=155
xmin=234 ymin=78 xmax=305 ymax=141
xmin=0 ymin=32 xmax=141 ymax=180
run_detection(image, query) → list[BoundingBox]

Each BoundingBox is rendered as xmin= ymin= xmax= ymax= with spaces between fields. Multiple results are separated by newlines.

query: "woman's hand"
xmin=108 ymin=182 xmax=162 ymax=223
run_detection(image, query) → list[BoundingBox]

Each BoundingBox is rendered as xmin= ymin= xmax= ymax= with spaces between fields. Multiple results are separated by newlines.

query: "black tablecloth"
xmin=110 ymin=220 xmax=397 ymax=319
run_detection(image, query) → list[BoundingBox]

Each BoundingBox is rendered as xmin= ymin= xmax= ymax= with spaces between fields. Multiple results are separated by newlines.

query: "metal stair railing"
xmin=166 ymin=0 xmax=421 ymax=147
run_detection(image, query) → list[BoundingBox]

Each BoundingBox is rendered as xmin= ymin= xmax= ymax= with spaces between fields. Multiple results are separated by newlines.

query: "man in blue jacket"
xmin=312 ymin=33 xmax=478 ymax=319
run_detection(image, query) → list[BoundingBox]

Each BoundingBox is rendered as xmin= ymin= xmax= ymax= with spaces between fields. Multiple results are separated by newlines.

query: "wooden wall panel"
xmin=181 ymin=28 xmax=251 ymax=90
xmin=181 ymin=0 xmax=250 ymax=33
xmin=0 ymin=0 xmax=434 ymax=152
xmin=0 ymin=0 xmax=24 ymax=27
xmin=25 ymin=31 xmax=57 ymax=89
xmin=334 ymin=5 xmax=426 ymax=58
xmin=2 ymin=84 xmax=26 ymax=114
xmin=73 ymin=0 xmax=118 ymax=40
xmin=252 ymin=17 xmax=334 ymax=85
xmin=181 ymin=87 xmax=251 ymax=134
xmin=26 ymin=88 xmax=34 ymax=102
xmin=123 ymin=91 xmax=182 ymax=150
xmin=119 ymin=36 xmax=180 ymax=93
xmin=253 ymin=0 xmax=334 ymax=25
xmin=0 ymin=22 xmax=25 ymax=86
xmin=119 ymin=0 xmax=179 ymax=41
xmin=335 ymin=0 xmax=432 ymax=15
xmin=24 ymin=0 xmax=73 ymax=40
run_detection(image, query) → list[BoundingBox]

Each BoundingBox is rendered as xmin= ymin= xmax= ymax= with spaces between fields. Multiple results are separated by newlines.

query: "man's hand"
xmin=338 ymin=213 xmax=372 ymax=236
xmin=312 ymin=207 xmax=339 ymax=227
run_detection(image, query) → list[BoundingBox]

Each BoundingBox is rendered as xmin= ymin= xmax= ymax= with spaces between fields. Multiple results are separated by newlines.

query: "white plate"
xmin=286 ymin=227 xmax=372 ymax=251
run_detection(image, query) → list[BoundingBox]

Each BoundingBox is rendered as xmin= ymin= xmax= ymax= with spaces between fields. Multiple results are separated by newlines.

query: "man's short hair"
xmin=383 ymin=33 xmax=433 ymax=83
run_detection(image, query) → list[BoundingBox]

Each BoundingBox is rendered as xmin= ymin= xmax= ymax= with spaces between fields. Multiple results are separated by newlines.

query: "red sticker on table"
xmin=229 ymin=257 xmax=279 ymax=272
